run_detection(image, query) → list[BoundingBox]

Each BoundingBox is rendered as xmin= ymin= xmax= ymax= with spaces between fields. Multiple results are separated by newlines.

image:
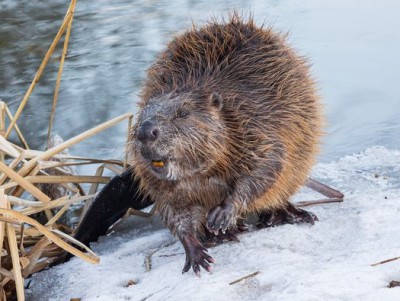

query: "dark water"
xmin=1 ymin=0 xmax=399 ymax=163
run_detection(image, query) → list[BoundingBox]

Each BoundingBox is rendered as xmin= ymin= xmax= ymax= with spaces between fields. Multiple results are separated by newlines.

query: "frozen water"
xmin=26 ymin=146 xmax=400 ymax=301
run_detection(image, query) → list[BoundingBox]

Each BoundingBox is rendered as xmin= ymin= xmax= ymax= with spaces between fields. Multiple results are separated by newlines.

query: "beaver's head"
xmin=132 ymin=92 xmax=226 ymax=181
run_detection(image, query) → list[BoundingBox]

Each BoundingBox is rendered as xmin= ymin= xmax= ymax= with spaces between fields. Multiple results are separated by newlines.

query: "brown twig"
xmin=18 ymin=223 xmax=25 ymax=252
xmin=47 ymin=0 xmax=76 ymax=145
xmin=17 ymin=113 xmax=132 ymax=179
xmin=125 ymin=280 xmax=137 ymax=287
xmin=12 ymin=113 xmax=131 ymax=199
xmin=4 ymin=1 xmax=75 ymax=139
xmin=306 ymin=178 xmax=344 ymax=199
xmin=5 ymin=105 xmax=29 ymax=150
xmin=22 ymin=237 xmax=52 ymax=278
xmin=6 ymin=209 xmax=25 ymax=300
xmin=0 ymin=160 xmax=53 ymax=220
xmin=0 ymin=209 xmax=99 ymax=264
xmin=371 ymin=256 xmax=400 ymax=267
xmin=158 ymin=253 xmax=184 ymax=258
xmin=297 ymin=198 xmax=343 ymax=207
xmin=229 ymin=271 xmax=260 ymax=285
xmin=145 ymin=241 xmax=176 ymax=272
xmin=0 ymin=102 xmax=5 ymax=137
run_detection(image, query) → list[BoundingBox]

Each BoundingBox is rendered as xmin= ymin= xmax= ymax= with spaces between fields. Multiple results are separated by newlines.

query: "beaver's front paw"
xmin=181 ymin=235 xmax=215 ymax=276
xmin=207 ymin=200 xmax=236 ymax=234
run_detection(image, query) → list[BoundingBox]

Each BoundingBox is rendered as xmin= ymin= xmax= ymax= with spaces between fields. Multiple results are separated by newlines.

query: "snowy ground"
xmin=27 ymin=146 xmax=400 ymax=301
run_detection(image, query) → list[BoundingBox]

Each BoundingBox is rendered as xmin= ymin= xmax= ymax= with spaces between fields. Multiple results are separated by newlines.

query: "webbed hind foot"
xmin=257 ymin=202 xmax=318 ymax=228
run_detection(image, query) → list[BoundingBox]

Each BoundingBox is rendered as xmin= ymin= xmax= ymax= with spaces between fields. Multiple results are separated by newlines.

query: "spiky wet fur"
xmin=129 ymin=14 xmax=322 ymax=245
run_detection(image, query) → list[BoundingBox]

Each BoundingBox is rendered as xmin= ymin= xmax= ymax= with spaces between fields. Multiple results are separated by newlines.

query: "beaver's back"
xmin=140 ymin=14 xmax=322 ymax=212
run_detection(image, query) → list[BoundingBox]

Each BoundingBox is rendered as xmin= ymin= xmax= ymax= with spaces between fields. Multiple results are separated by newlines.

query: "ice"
xmin=27 ymin=146 xmax=400 ymax=301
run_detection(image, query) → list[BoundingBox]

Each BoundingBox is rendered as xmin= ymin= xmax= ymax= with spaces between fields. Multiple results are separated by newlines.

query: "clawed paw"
xmin=257 ymin=203 xmax=318 ymax=228
xmin=207 ymin=201 xmax=236 ymax=233
xmin=181 ymin=235 xmax=215 ymax=276
xmin=202 ymin=229 xmax=240 ymax=248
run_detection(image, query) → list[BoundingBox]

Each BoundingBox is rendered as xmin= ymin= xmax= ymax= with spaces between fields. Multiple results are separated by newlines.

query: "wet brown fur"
xmin=129 ymin=14 xmax=322 ymax=244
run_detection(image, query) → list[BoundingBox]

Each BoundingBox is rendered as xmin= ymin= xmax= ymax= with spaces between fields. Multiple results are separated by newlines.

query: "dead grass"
xmin=0 ymin=0 xmax=134 ymax=299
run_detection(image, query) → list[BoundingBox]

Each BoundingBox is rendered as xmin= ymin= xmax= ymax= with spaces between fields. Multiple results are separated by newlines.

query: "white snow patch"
xmin=27 ymin=146 xmax=400 ymax=301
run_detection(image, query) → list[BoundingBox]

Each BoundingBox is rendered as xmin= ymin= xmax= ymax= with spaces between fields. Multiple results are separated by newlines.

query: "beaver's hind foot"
xmin=257 ymin=203 xmax=318 ymax=228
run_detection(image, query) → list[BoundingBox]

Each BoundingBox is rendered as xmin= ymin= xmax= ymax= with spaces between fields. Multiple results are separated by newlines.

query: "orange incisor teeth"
xmin=152 ymin=161 xmax=164 ymax=167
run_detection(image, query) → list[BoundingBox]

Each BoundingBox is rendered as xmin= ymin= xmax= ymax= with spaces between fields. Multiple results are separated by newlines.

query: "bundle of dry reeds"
xmin=0 ymin=1 xmax=134 ymax=299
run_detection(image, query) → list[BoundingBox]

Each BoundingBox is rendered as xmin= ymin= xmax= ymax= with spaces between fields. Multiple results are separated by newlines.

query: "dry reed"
xmin=0 ymin=0 xmax=135 ymax=299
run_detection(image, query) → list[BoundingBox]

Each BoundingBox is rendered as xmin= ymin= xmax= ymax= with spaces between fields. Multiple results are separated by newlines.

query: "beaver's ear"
xmin=208 ymin=92 xmax=223 ymax=111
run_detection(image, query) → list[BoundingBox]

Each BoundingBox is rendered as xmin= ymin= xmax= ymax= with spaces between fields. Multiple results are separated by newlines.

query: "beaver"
xmin=129 ymin=14 xmax=323 ymax=275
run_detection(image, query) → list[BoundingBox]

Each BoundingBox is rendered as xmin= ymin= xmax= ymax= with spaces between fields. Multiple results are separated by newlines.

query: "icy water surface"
xmin=0 ymin=0 xmax=399 ymax=162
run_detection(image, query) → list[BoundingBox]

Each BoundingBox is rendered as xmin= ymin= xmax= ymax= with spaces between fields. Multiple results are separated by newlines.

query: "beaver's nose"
xmin=137 ymin=119 xmax=159 ymax=143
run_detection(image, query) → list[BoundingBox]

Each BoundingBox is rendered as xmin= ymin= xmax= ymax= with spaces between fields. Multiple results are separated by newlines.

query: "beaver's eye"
xmin=177 ymin=109 xmax=189 ymax=118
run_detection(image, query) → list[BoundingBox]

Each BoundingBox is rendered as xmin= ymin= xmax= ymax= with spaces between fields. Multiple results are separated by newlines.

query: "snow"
xmin=27 ymin=146 xmax=400 ymax=301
